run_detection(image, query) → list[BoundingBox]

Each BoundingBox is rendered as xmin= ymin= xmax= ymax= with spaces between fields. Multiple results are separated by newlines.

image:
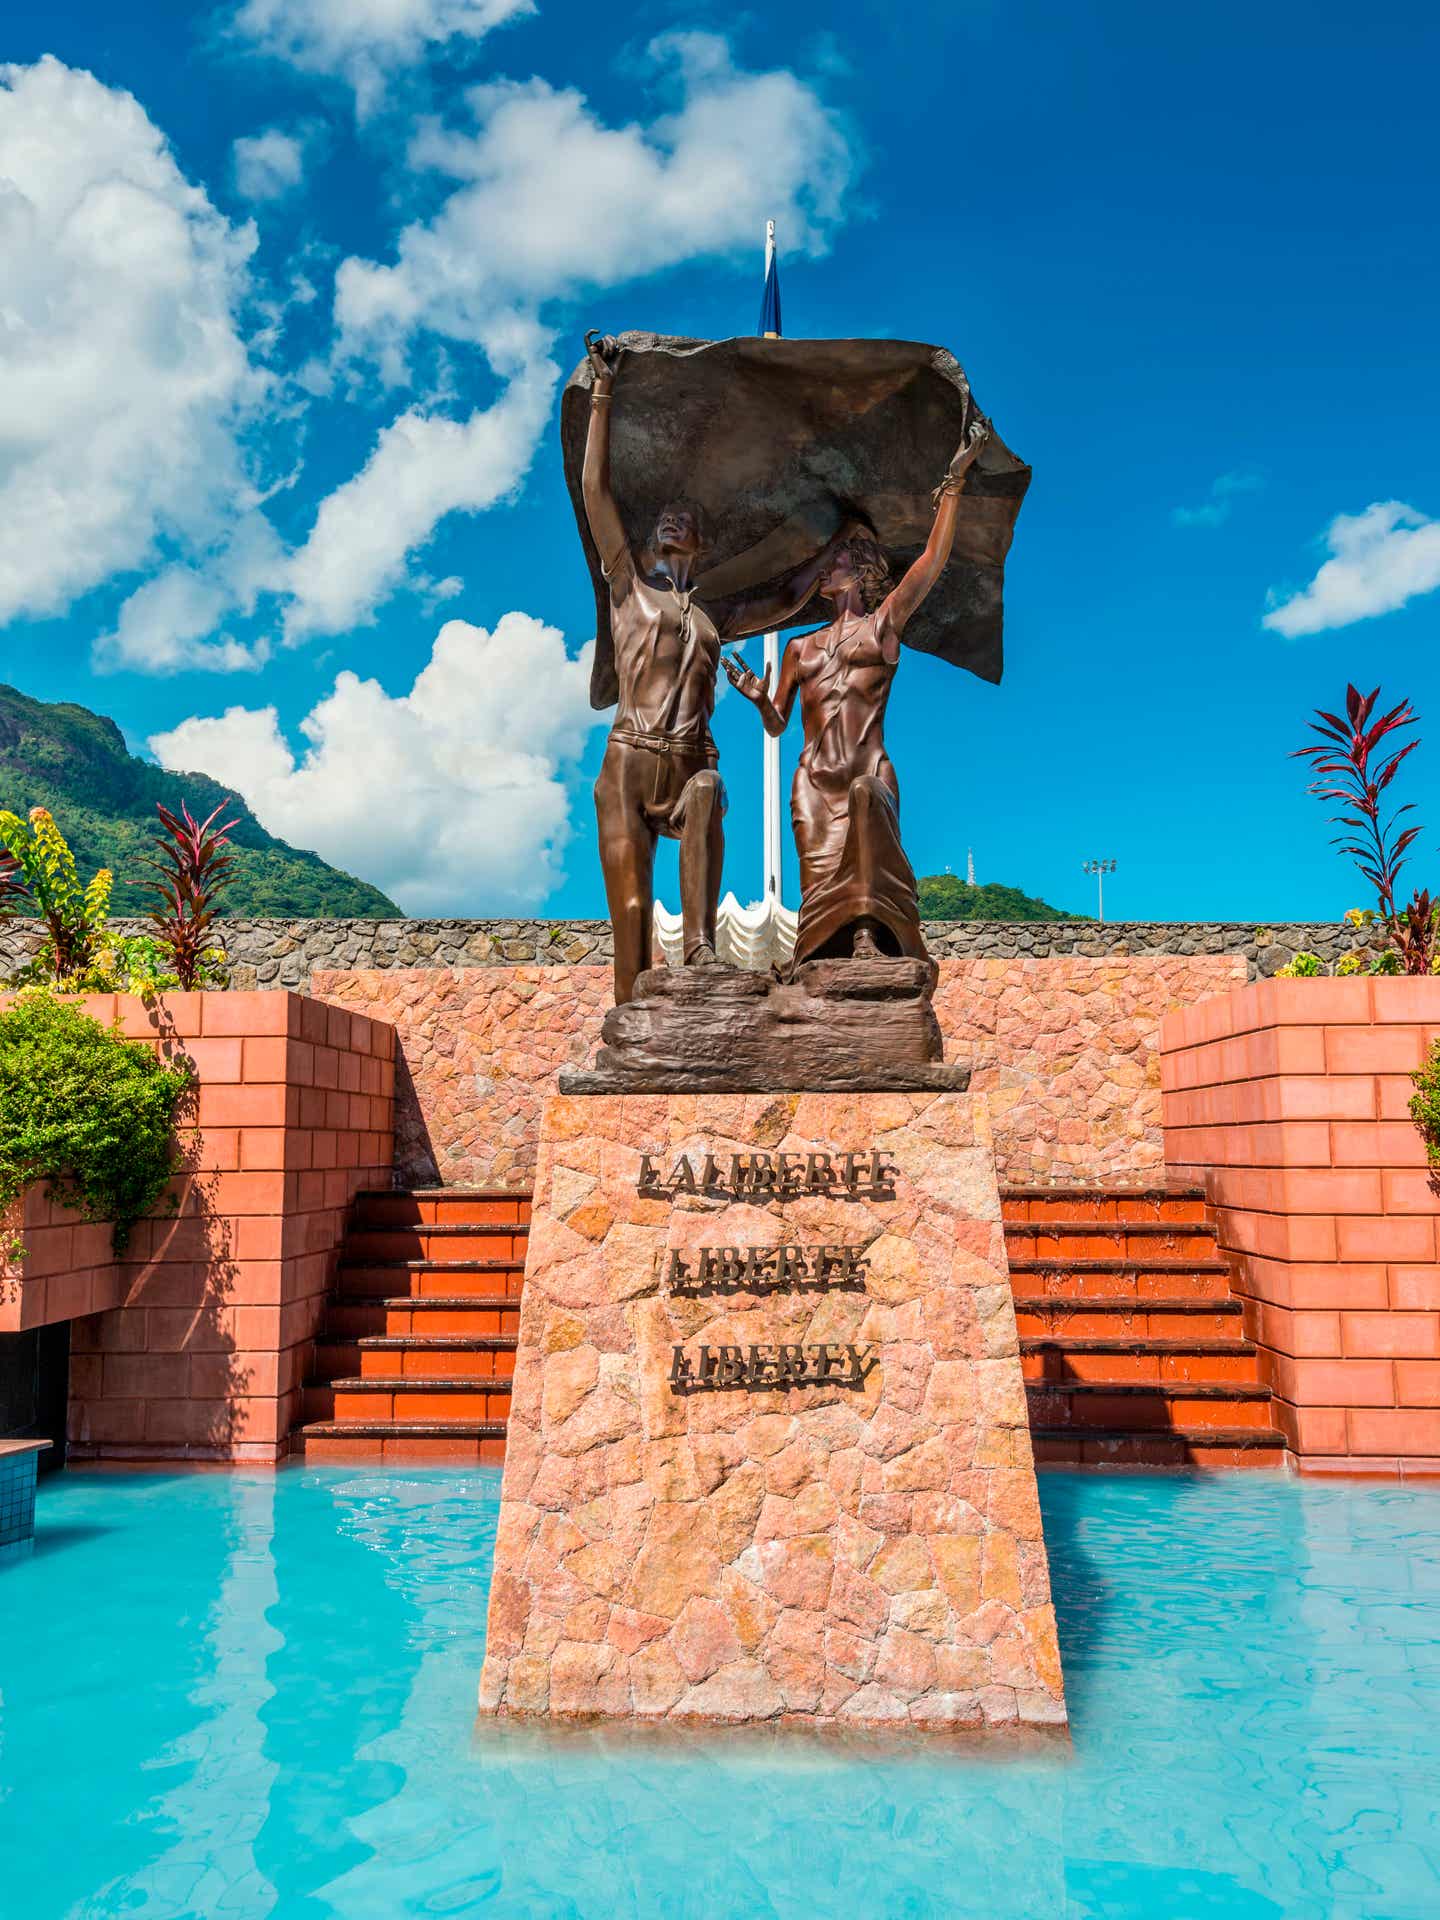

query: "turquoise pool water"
xmin=1 ymin=1468 xmax=1437 ymax=1919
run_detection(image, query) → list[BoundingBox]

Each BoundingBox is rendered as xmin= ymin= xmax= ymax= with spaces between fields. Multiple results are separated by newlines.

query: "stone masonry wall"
xmin=315 ymin=953 xmax=1244 ymax=1192
xmin=0 ymin=919 xmax=1377 ymax=992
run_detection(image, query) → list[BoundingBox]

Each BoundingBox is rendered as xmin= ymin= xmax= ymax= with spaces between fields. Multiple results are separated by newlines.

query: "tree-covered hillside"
xmin=918 ymin=872 xmax=1089 ymax=921
xmin=0 ymin=684 xmax=400 ymax=917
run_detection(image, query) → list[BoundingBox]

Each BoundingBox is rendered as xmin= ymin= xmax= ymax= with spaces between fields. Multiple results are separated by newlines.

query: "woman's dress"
xmin=789 ymin=607 xmax=925 ymax=967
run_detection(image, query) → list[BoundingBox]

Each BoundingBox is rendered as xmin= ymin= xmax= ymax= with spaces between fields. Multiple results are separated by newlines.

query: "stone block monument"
xmin=477 ymin=1092 xmax=1065 ymax=1733
xmin=475 ymin=323 xmax=1065 ymax=1738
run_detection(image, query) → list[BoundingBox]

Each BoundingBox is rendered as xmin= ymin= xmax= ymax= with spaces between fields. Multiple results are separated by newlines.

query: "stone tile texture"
xmin=476 ymin=1091 xmax=1067 ymax=1736
xmin=0 ymin=918 xmax=1375 ymax=991
xmin=316 ymin=954 xmax=1241 ymax=1193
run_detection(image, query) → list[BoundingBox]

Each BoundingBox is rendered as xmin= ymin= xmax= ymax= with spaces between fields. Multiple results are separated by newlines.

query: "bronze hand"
xmin=721 ymin=651 xmax=771 ymax=705
xmin=942 ymin=415 xmax=990 ymax=487
xmin=584 ymin=331 xmax=623 ymax=386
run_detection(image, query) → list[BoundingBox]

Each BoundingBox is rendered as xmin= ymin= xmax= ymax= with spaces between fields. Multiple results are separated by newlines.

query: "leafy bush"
xmin=0 ymin=993 xmax=193 ymax=1258
xmin=1276 ymin=951 xmax=1324 ymax=978
xmin=144 ymin=801 xmax=237 ymax=990
xmin=0 ymin=806 xmax=181 ymax=993
xmin=1410 ymin=1041 xmax=1440 ymax=1169
xmin=1294 ymin=685 xmax=1438 ymax=974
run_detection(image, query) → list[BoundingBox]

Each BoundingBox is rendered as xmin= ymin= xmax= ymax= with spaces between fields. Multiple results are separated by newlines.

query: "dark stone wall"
xmin=0 ymin=1324 xmax=68 ymax=1463
xmin=0 ymin=916 xmax=1376 ymax=991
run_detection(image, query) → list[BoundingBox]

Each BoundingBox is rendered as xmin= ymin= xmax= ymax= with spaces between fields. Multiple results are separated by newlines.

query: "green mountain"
xmin=0 ymin=684 xmax=400 ymax=918
xmin=918 ymin=872 xmax=1090 ymax=921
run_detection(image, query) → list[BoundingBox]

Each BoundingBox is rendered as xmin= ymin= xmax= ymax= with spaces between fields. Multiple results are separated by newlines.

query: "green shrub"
xmin=1275 ymin=951 xmax=1325 ymax=978
xmin=1411 ymin=1041 xmax=1440 ymax=1169
xmin=0 ymin=992 xmax=194 ymax=1259
xmin=0 ymin=805 xmax=184 ymax=994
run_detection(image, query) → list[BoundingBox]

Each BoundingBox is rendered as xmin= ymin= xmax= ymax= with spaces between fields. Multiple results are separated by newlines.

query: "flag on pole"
xmin=759 ymin=218 xmax=781 ymax=338
xmin=759 ymin=218 xmax=783 ymax=903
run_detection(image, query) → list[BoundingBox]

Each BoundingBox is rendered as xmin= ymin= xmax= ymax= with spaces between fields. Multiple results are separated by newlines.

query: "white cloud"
xmin=93 ymin=517 xmax=285 ymax=674
xmin=230 ymin=0 xmax=534 ymax=114
xmin=0 ymin=57 xmax=267 ymax=633
xmin=148 ymin=610 xmax=599 ymax=910
xmin=1263 ymin=501 xmax=1440 ymax=637
xmin=282 ymin=357 xmax=554 ymax=637
xmin=232 ymin=126 xmax=307 ymax=201
xmin=335 ymin=33 xmax=853 ymax=379
xmin=0 ymin=39 xmax=855 ymax=666
xmin=1172 ymin=469 xmax=1264 ymax=529
xmin=282 ymin=32 xmax=853 ymax=637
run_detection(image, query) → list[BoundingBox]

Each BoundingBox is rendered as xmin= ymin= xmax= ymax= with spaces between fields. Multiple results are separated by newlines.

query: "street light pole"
xmin=1082 ymin=858 xmax=1117 ymax=923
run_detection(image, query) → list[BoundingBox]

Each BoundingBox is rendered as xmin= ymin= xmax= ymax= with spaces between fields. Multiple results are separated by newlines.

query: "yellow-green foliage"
xmin=0 ymin=805 xmax=180 ymax=992
xmin=1410 ymin=1041 xmax=1440 ymax=1169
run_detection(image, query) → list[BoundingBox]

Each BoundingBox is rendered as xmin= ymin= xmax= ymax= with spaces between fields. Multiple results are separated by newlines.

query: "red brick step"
xmin=1020 ymin=1337 xmax=1261 ymax=1385
xmin=1013 ymin=1296 xmax=1243 ymax=1340
xmin=295 ymin=1181 xmax=1284 ymax=1471
xmin=304 ymin=1376 xmax=514 ymax=1424
xmin=302 ymin=1422 xmax=508 ymax=1464
xmin=294 ymin=1186 xmax=529 ymax=1462
xmin=1031 ymin=1427 xmax=1287 ymax=1468
xmin=1002 ymin=1183 xmax=1280 ymax=1470
xmin=337 ymin=1260 xmax=525 ymax=1299
xmin=324 ymin=1295 xmax=522 ymax=1338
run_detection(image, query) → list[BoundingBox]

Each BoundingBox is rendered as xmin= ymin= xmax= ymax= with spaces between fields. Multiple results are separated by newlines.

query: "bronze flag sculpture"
xmin=561 ymin=331 xmax=1030 ymax=712
xmin=563 ymin=327 xmax=1028 ymax=1080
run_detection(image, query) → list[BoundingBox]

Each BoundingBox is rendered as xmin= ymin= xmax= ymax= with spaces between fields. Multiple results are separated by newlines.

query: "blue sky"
xmin=3 ymin=0 xmax=1439 ymax=923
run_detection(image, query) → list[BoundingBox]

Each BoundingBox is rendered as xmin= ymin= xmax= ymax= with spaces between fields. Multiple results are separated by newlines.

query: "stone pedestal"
xmin=477 ymin=1090 xmax=1066 ymax=1735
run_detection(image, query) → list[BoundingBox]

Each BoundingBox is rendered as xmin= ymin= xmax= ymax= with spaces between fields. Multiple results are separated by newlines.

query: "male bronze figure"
xmin=581 ymin=335 xmax=845 ymax=1004
xmin=723 ymin=418 xmax=991 ymax=967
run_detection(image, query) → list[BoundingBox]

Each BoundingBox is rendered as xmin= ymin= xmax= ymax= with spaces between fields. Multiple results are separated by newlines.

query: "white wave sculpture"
xmin=652 ymin=892 xmax=797 ymax=973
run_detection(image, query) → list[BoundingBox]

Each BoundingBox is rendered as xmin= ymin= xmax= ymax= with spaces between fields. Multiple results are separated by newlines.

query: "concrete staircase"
xmin=296 ymin=1181 xmax=1282 ymax=1469
xmin=296 ymin=1188 xmax=527 ymax=1463
xmin=1002 ymin=1184 xmax=1284 ymax=1467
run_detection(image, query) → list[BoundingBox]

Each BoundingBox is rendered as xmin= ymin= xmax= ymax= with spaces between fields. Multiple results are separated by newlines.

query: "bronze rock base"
xmin=559 ymin=955 xmax=970 ymax=1095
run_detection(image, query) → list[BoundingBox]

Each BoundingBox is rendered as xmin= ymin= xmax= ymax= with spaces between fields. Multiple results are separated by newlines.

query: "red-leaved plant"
xmin=1294 ymin=684 xmax=1436 ymax=975
xmin=144 ymin=801 xmax=239 ymax=989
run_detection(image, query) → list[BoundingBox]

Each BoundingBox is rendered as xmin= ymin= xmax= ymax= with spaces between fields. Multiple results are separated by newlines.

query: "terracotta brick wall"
xmin=314 ymin=953 xmax=1243 ymax=1191
xmin=1161 ymin=979 xmax=1440 ymax=1476
xmin=1 ymin=991 xmax=396 ymax=1464
xmin=1 ymin=1192 xmax=124 ymax=1333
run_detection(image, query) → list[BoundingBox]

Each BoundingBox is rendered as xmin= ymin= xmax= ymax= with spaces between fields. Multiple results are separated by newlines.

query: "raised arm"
xmin=882 ymin=416 xmax=991 ymax=640
xmin=581 ymin=333 xmax=627 ymax=574
xmin=721 ymin=641 xmax=799 ymax=737
xmin=717 ymin=525 xmax=857 ymax=640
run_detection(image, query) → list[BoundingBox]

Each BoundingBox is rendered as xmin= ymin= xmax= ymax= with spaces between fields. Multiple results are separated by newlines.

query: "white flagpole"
xmin=761 ymin=218 xmax=782 ymax=907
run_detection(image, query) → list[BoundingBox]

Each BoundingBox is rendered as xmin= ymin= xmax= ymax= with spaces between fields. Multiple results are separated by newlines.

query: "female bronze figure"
xmin=723 ymin=419 xmax=991 ymax=968
xmin=581 ymin=334 xmax=847 ymax=1003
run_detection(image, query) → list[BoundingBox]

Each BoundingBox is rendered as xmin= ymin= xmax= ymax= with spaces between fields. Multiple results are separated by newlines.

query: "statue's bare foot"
xmin=688 ymin=941 xmax=719 ymax=967
xmin=852 ymin=924 xmax=882 ymax=958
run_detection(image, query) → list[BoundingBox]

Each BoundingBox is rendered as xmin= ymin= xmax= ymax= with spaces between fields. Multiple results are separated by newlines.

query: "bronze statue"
xmin=560 ymin=334 xmax=1031 ymax=712
xmin=723 ymin=419 xmax=991 ymax=968
xmin=581 ymin=334 xmax=847 ymax=1004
